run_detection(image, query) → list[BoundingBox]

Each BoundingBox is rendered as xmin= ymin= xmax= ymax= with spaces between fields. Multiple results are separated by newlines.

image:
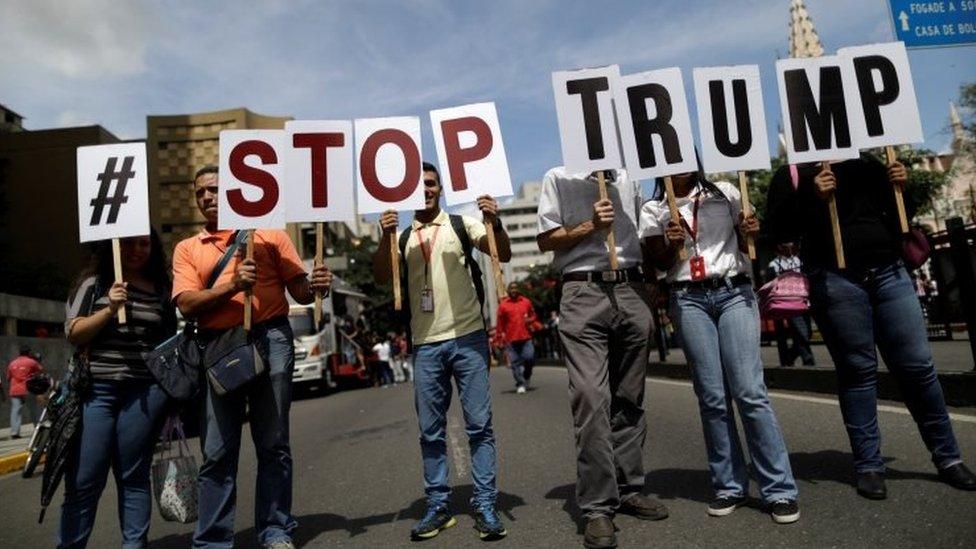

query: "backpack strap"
xmin=205 ymin=230 xmax=245 ymax=289
xmin=450 ymin=214 xmax=486 ymax=311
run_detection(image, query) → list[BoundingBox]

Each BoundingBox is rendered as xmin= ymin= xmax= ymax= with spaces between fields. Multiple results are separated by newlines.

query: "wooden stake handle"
xmin=484 ymin=220 xmax=506 ymax=302
xmin=391 ymin=230 xmax=402 ymax=311
xmin=596 ymin=171 xmax=620 ymax=270
xmin=664 ymin=176 xmax=687 ymax=260
xmin=244 ymin=230 xmax=254 ymax=330
xmin=314 ymin=222 xmax=324 ymax=327
xmin=111 ymin=238 xmax=126 ymax=324
xmin=738 ymin=171 xmax=756 ymax=260
xmin=822 ymin=162 xmax=846 ymax=270
xmin=886 ymin=146 xmax=909 ymax=234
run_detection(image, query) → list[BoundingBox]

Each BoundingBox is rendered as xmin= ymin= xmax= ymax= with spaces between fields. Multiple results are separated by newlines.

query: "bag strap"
xmin=205 ymin=230 xmax=245 ymax=289
xmin=789 ymin=164 xmax=799 ymax=191
xmin=449 ymin=214 xmax=486 ymax=311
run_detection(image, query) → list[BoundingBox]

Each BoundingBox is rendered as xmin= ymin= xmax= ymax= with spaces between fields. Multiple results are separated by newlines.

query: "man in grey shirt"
xmin=537 ymin=167 xmax=668 ymax=549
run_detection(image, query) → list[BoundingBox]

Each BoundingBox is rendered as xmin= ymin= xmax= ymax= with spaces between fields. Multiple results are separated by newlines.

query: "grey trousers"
xmin=558 ymin=280 xmax=653 ymax=518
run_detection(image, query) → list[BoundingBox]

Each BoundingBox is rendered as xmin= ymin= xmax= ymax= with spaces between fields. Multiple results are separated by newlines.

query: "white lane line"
xmin=646 ymin=377 xmax=976 ymax=424
xmin=447 ymin=414 xmax=468 ymax=479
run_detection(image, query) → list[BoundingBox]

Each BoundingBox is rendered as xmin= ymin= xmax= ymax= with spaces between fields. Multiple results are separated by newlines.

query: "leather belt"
xmin=670 ymin=273 xmax=752 ymax=291
xmin=562 ymin=267 xmax=644 ymax=284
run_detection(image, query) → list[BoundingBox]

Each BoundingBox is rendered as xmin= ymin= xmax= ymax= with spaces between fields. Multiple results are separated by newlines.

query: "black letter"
xmin=709 ymin=79 xmax=753 ymax=158
xmin=784 ymin=66 xmax=851 ymax=152
xmin=627 ymin=83 xmax=683 ymax=168
xmin=852 ymin=55 xmax=900 ymax=137
xmin=566 ymin=77 xmax=609 ymax=160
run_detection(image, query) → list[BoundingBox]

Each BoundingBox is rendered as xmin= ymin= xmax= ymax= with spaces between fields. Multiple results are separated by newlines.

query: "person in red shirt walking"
xmin=6 ymin=346 xmax=43 ymax=438
xmin=496 ymin=282 xmax=538 ymax=394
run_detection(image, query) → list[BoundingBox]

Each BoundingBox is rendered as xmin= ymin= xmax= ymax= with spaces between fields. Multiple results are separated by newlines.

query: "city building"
xmin=0 ymin=103 xmax=25 ymax=133
xmin=915 ymin=103 xmax=976 ymax=232
xmin=499 ymin=180 xmax=551 ymax=280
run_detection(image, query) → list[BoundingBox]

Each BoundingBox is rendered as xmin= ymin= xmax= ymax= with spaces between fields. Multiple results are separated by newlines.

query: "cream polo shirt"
xmin=399 ymin=210 xmax=487 ymax=346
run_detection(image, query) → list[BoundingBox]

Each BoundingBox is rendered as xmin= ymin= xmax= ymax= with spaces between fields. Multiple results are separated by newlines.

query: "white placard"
xmin=693 ymin=65 xmax=771 ymax=173
xmin=614 ymin=66 xmax=698 ymax=180
xmin=430 ymin=102 xmax=513 ymax=206
xmin=76 ymin=143 xmax=150 ymax=243
xmin=839 ymin=41 xmax=923 ymax=148
xmin=776 ymin=56 xmax=861 ymax=164
xmin=284 ymin=120 xmax=355 ymax=223
xmin=552 ymin=65 xmax=623 ymax=174
xmin=354 ymin=117 xmax=424 ymax=214
xmin=218 ymin=130 xmax=288 ymax=230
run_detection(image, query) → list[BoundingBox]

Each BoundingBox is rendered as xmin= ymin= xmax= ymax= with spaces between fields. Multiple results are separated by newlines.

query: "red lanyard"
xmin=678 ymin=194 xmax=702 ymax=243
xmin=415 ymin=225 xmax=440 ymax=283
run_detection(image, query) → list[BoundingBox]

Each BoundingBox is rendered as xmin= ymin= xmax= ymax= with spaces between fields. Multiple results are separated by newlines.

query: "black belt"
xmin=562 ymin=267 xmax=644 ymax=284
xmin=670 ymin=274 xmax=751 ymax=291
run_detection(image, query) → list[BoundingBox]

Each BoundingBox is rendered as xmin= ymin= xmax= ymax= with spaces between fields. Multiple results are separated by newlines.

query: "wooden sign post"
xmin=244 ymin=230 xmax=255 ymax=330
xmin=314 ymin=222 xmax=324 ymax=326
xmin=737 ymin=171 xmax=757 ymax=260
xmin=822 ymin=162 xmax=846 ymax=269
xmin=596 ymin=171 xmax=620 ymax=269
xmin=111 ymin=238 xmax=126 ymax=324
xmin=663 ymin=176 xmax=687 ymax=260
xmin=391 ymin=234 xmax=402 ymax=311
xmin=484 ymin=222 xmax=507 ymax=301
xmin=886 ymin=145 xmax=910 ymax=233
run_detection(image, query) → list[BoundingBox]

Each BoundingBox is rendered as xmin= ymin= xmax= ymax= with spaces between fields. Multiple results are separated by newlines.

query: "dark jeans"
xmin=194 ymin=320 xmax=297 ymax=548
xmin=774 ymin=315 xmax=815 ymax=366
xmin=506 ymin=339 xmax=535 ymax=388
xmin=809 ymin=262 xmax=962 ymax=472
xmin=59 ymin=380 xmax=169 ymax=549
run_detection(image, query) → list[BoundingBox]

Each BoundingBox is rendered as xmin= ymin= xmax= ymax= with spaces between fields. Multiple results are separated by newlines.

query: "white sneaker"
xmin=516 ymin=386 xmax=527 ymax=394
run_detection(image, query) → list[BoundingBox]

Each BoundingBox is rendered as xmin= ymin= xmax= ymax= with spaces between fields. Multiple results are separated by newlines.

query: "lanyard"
xmin=678 ymin=193 xmax=702 ymax=243
xmin=415 ymin=225 xmax=441 ymax=285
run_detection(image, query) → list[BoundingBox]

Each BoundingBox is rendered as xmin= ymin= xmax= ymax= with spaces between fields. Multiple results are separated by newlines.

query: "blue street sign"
xmin=889 ymin=1 xmax=976 ymax=47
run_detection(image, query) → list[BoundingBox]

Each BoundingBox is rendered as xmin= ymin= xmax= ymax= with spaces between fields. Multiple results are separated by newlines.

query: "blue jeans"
xmin=58 ymin=380 xmax=169 ymax=549
xmin=506 ymin=339 xmax=535 ymax=388
xmin=10 ymin=395 xmax=37 ymax=437
xmin=808 ymin=262 xmax=962 ymax=472
xmin=414 ymin=330 xmax=498 ymax=510
xmin=670 ymin=282 xmax=798 ymax=503
xmin=194 ymin=320 xmax=297 ymax=548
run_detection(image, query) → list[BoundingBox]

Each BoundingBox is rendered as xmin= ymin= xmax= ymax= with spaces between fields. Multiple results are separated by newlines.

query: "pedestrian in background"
xmin=6 ymin=346 xmax=43 ymax=439
xmin=537 ymin=166 xmax=668 ymax=549
xmin=58 ymin=229 xmax=175 ymax=548
xmin=371 ymin=334 xmax=394 ymax=387
xmin=496 ymin=282 xmax=539 ymax=393
xmin=373 ymin=162 xmax=510 ymax=541
xmin=767 ymin=243 xmax=815 ymax=367
xmin=766 ymin=155 xmax=976 ymax=498
xmin=643 ymin=168 xmax=800 ymax=524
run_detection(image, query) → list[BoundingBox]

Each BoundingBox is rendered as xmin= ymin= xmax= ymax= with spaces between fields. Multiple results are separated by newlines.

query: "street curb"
xmin=0 ymin=451 xmax=27 ymax=475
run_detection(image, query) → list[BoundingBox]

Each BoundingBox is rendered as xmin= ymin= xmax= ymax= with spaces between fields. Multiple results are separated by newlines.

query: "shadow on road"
xmin=152 ymin=485 xmax=526 ymax=548
xmin=788 ymin=449 xmax=941 ymax=486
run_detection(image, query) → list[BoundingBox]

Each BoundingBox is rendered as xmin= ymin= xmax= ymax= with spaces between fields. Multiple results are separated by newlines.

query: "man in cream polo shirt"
xmin=373 ymin=162 xmax=511 ymax=542
xmin=537 ymin=167 xmax=668 ymax=549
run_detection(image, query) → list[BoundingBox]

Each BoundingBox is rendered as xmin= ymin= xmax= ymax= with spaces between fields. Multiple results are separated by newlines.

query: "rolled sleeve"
xmin=639 ymin=201 xmax=665 ymax=238
xmin=462 ymin=215 xmax=487 ymax=243
xmin=171 ymin=240 xmax=203 ymax=302
xmin=64 ymin=276 xmax=97 ymax=334
xmin=537 ymin=170 xmax=563 ymax=234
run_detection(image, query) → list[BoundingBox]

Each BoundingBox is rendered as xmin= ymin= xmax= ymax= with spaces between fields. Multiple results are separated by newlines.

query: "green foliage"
xmin=330 ymin=234 xmax=397 ymax=335
xmin=744 ymin=155 xmax=786 ymax=221
xmin=958 ymin=82 xmax=976 ymax=160
xmin=514 ymin=263 xmax=561 ymax=316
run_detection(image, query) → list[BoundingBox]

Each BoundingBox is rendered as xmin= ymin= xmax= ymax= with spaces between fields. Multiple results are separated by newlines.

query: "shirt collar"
xmin=198 ymin=228 xmax=236 ymax=242
xmin=412 ymin=209 xmax=448 ymax=230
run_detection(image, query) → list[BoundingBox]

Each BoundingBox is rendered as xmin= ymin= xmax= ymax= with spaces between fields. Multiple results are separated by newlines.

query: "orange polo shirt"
xmin=172 ymin=229 xmax=307 ymax=330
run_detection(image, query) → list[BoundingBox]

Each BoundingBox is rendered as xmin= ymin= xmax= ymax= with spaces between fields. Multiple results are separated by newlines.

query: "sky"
xmin=2 ymin=0 xmax=974 ymax=194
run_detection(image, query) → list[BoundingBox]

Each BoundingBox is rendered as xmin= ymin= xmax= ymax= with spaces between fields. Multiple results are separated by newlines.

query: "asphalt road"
xmin=2 ymin=366 xmax=975 ymax=548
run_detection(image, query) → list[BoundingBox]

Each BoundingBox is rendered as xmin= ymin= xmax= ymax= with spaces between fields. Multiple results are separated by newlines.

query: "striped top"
xmin=65 ymin=276 xmax=177 ymax=381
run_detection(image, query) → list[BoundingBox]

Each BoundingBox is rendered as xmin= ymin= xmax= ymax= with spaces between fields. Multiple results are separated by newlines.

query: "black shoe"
xmin=583 ymin=516 xmax=617 ymax=549
xmin=473 ymin=505 xmax=507 ymax=540
xmin=856 ymin=471 xmax=888 ymax=500
xmin=769 ymin=499 xmax=800 ymax=524
xmin=618 ymin=494 xmax=669 ymax=521
xmin=411 ymin=506 xmax=457 ymax=540
xmin=707 ymin=495 xmax=747 ymax=517
xmin=938 ymin=463 xmax=976 ymax=491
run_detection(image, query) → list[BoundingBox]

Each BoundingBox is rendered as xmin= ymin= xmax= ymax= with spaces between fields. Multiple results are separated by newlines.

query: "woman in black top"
xmin=59 ymin=229 xmax=176 ymax=548
xmin=766 ymin=154 xmax=975 ymax=499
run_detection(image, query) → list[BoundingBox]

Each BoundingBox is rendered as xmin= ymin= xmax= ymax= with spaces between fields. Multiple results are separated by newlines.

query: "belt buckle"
xmin=601 ymin=271 xmax=618 ymax=283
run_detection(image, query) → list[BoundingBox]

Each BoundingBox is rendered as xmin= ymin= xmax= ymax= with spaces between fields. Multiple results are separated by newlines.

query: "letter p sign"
xmin=430 ymin=102 xmax=513 ymax=206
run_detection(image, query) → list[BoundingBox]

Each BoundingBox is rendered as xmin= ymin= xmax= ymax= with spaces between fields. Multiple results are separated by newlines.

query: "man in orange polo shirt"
xmin=173 ymin=165 xmax=332 ymax=549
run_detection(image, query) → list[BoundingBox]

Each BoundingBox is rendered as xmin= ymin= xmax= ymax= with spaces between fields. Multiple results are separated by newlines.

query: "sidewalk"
xmin=0 ymin=424 xmax=33 ymax=475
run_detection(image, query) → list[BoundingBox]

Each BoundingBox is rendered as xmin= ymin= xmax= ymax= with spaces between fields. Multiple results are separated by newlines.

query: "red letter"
xmin=293 ymin=132 xmax=345 ymax=208
xmin=227 ymin=140 xmax=279 ymax=217
xmin=359 ymin=129 xmax=420 ymax=202
xmin=440 ymin=117 xmax=493 ymax=192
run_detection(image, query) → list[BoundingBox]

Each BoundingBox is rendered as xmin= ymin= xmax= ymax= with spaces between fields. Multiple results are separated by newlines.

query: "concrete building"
xmin=915 ymin=103 xmax=976 ymax=232
xmin=499 ymin=181 xmax=551 ymax=280
xmin=0 ymin=103 xmax=25 ymax=133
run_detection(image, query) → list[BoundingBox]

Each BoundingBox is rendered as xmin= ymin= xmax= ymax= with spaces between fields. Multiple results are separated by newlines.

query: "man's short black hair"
xmin=19 ymin=345 xmax=31 ymax=356
xmin=194 ymin=165 xmax=219 ymax=182
xmin=422 ymin=161 xmax=439 ymax=182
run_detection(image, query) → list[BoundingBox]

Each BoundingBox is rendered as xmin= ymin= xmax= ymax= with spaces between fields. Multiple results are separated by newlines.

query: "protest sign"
xmin=285 ymin=120 xmax=355 ymax=324
xmin=77 ymin=142 xmax=151 ymax=323
xmin=693 ymin=64 xmax=770 ymax=258
xmin=430 ymin=101 xmax=513 ymax=298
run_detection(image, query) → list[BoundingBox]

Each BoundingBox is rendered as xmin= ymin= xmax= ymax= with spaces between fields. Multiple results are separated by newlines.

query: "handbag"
xmin=757 ymin=270 xmax=810 ymax=320
xmin=201 ymin=324 xmax=267 ymax=395
xmin=151 ymin=416 xmax=198 ymax=523
xmin=901 ymin=227 xmax=931 ymax=270
xmin=146 ymin=230 xmax=245 ymax=400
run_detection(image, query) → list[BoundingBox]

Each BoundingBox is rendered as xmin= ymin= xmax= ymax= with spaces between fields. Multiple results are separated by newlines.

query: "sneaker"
xmin=583 ymin=515 xmax=616 ymax=549
xmin=769 ymin=499 xmax=800 ymax=524
xmin=473 ymin=505 xmax=507 ymax=540
xmin=411 ymin=506 xmax=457 ymax=540
xmin=516 ymin=386 xmax=527 ymax=394
xmin=618 ymin=494 xmax=669 ymax=521
xmin=707 ymin=495 xmax=747 ymax=517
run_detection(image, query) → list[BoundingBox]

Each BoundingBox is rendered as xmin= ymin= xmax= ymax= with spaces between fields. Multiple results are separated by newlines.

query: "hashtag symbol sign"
xmin=89 ymin=156 xmax=134 ymax=225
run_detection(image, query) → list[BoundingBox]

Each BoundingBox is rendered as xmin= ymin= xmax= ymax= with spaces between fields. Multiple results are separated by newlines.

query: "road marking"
xmin=447 ymin=414 xmax=468 ymax=479
xmin=646 ymin=377 xmax=976 ymax=424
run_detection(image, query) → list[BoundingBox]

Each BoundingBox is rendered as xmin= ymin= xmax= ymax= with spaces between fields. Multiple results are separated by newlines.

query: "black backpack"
xmin=396 ymin=214 xmax=486 ymax=331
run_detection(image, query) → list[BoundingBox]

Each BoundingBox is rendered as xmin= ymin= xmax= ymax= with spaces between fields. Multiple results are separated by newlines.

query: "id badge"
xmin=420 ymin=288 xmax=434 ymax=313
xmin=689 ymin=255 xmax=707 ymax=281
